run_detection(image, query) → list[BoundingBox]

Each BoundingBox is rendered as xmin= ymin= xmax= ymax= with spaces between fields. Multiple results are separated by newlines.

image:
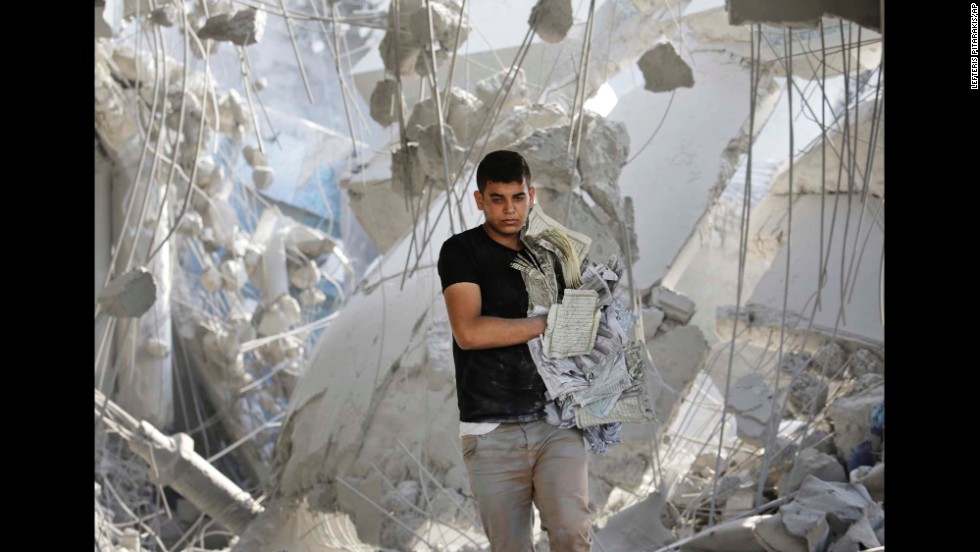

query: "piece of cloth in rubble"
xmin=583 ymin=423 xmax=623 ymax=455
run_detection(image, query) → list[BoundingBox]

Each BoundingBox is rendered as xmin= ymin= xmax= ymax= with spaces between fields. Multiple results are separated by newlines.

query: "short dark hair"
xmin=475 ymin=150 xmax=531 ymax=193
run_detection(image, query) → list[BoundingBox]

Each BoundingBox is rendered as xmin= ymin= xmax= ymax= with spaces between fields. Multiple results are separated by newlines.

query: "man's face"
xmin=475 ymin=179 xmax=535 ymax=238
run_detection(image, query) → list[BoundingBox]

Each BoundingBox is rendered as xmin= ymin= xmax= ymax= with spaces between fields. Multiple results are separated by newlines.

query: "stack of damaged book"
xmin=514 ymin=208 xmax=657 ymax=454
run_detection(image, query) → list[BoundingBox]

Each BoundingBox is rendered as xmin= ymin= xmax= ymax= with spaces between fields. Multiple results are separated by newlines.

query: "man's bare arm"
xmin=444 ymin=282 xmax=546 ymax=350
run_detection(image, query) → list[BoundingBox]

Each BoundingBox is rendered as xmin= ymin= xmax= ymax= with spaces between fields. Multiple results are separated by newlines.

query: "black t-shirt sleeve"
xmin=438 ymin=236 xmax=480 ymax=291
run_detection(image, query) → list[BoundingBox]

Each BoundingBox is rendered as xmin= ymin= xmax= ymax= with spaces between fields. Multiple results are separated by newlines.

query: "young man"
xmin=437 ymin=150 xmax=592 ymax=551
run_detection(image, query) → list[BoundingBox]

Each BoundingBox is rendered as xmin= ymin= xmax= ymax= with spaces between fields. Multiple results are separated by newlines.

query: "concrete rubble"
xmin=98 ymin=267 xmax=157 ymax=318
xmin=529 ymin=0 xmax=574 ymax=43
xmin=197 ymin=8 xmax=267 ymax=46
xmin=95 ymin=0 xmax=886 ymax=550
xmin=637 ymin=42 xmax=695 ymax=93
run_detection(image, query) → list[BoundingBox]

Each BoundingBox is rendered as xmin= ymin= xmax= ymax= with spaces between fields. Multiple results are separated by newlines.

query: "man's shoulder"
xmin=440 ymin=226 xmax=486 ymax=254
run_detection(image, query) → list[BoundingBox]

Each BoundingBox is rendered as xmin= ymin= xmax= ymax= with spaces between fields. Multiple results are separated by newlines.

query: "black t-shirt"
xmin=437 ymin=225 xmax=549 ymax=423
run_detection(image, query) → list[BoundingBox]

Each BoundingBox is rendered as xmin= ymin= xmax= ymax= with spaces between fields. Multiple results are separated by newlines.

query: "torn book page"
xmin=543 ymin=289 xmax=601 ymax=358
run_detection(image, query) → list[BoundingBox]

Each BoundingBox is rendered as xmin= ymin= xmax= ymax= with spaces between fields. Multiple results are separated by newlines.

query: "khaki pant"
xmin=462 ymin=420 xmax=591 ymax=551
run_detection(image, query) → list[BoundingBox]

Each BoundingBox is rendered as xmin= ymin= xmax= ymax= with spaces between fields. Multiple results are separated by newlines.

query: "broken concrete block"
xmin=579 ymin=116 xmax=630 ymax=189
xmin=720 ymin=488 xmax=756 ymax=521
xmin=638 ymin=325 xmax=708 ymax=439
xmin=98 ymin=267 xmax=157 ymax=318
xmin=118 ymin=528 xmax=141 ymax=552
xmin=177 ymin=211 xmax=204 ymax=236
xmin=201 ymin=265 xmax=223 ymax=293
xmin=289 ymin=259 xmax=320 ymax=290
xmin=680 ymin=515 xmax=770 ymax=551
xmin=283 ymin=225 xmax=338 ymax=260
xmin=391 ymin=143 xmax=428 ymax=197
xmin=483 ymin=102 xmax=567 ymax=152
xmin=257 ymin=295 xmax=302 ymax=337
xmin=850 ymin=462 xmax=883 ymax=503
xmin=406 ymin=87 xmax=484 ymax=146
xmin=243 ymin=144 xmax=268 ymax=167
xmin=779 ymin=477 xmax=883 ymax=551
xmin=529 ymin=0 xmax=573 ymax=43
xmin=199 ymin=322 xmax=242 ymax=370
xmin=642 ymin=307 xmax=665 ymax=341
xmin=109 ymin=45 xmax=158 ymax=84
xmin=197 ymin=8 xmax=267 ymax=46
xmin=261 ymin=336 xmax=305 ymax=365
xmin=206 ymin=163 xmax=228 ymax=197
xmin=813 ymin=342 xmax=846 ymax=379
xmin=637 ymin=42 xmax=694 ymax=93
xmin=848 ymin=373 xmax=884 ymax=397
xmin=217 ymin=89 xmax=252 ymax=137
xmin=778 ymin=351 xmax=812 ymax=374
xmin=594 ymin=492 xmax=673 ymax=551
xmin=414 ymin=46 xmax=448 ymax=76
xmin=252 ymin=165 xmax=274 ymax=191
xmin=649 ymin=286 xmax=696 ymax=324
xmin=788 ymin=370 xmax=828 ymax=416
xmin=151 ymin=5 xmax=177 ymax=27
xmin=299 ymin=287 xmax=327 ymax=307
xmin=414 ymin=124 xmax=465 ymax=183
xmin=369 ymin=79 xmax=400 ymax=127
xmin=778 ymin=448 xmax=847 ymax=496
xmin=512 ymin=126 xmax=579 ymax=192
xmin=380 ymin=30 xmax=421 ymax=77
xmin=220 ymin=259 xmax=248 ymax=291
xmin=382 ymin=479 xmax=420 ymax=515
xmin=727 ymin=373 xmax=774 ymax=446
xmin=752 ymin=513 xmax=808 ymax=552
xmin=828 ymin=381 xmax=884 ymax=466
xmin=848 ymin=348 xmax=884 ymax=378
xmin=475 ymin=68 xmax=529 ymax=112
xmin=408 ymin=0 xmax=469 ymax=50
xmin=143 ymin=337 xmax=170 ymax=359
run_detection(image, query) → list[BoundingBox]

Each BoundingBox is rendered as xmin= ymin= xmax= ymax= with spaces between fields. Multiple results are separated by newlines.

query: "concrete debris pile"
xmin=648 ymin=344 xmax=885 ymax=550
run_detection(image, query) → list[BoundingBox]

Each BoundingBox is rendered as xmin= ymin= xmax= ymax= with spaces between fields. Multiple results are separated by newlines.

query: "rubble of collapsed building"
xmin=95 ymin=1 xmax=884 ymax=551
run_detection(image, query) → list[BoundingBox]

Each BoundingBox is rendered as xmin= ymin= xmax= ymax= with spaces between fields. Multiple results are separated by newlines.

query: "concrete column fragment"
xmin=649 ymin=286 xmax=695 ymax=324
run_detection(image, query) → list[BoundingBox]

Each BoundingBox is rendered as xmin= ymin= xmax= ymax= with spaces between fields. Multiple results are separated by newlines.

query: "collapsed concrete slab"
xmin=779 ymin=476 xmax=883 ymax=551
xmin=716 ymin=303 xmax=883 ymax=360
xmin=610 ymin=33 xmax=783 ymax=289
xmin=686 ymin=7 xmax=881 ymax=79
xmin=726 ymin=0 xmax=881 ymax=33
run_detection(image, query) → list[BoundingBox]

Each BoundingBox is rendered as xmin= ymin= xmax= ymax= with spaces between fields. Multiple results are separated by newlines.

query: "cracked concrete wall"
xmin=769 ymin=99 xmax=884 ymax=199
xmin=686 ymin=7 xmax=881 ymax=79
xmin=732 ymin=194 xmax=884 ymax=351
xmin=609 ymin=28 xmax=783 ymax=290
